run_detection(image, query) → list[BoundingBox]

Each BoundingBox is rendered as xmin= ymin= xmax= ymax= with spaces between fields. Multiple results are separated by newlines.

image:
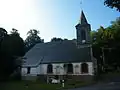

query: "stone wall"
xmin=22 ymin=76 xmax=37 ymax=81
xmin=36 ymin=75 xmax=94 ymax=83
xmin=22 ymin=74 xmax=94 ymax=83
xmin=63 ymin=75 xmax=94 ymax=82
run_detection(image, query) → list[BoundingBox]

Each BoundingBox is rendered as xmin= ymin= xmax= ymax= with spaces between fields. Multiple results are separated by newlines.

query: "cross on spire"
xmin=80 ymin=0 xmax=82 ymax=10
xmin=79 ymin=0 xmax=88 ymax=24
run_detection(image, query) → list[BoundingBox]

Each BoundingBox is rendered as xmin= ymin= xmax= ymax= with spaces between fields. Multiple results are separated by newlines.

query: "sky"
xmin=0 ymin=0 xmax=119 ymax=42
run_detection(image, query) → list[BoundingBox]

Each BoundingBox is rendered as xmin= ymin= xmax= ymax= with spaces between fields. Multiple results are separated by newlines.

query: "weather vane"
xmin=80 ymin=0 xmax=83 ymax=10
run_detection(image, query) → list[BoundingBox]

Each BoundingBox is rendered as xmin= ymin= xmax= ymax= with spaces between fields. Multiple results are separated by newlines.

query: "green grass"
xmin=98 ymin=71 xmax=120 ymax=82
xmin=0 ymin=80 xmax=95 ymax=90
xmin=1 ymin=81 xmax=61 ymax=90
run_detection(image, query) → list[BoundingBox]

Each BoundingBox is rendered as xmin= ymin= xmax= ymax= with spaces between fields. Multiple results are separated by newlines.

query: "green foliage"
xmin=10 ymin=28 xmax=20 ymax=36
xmin=0 ymin=28 xmax=8 ymax=43
xmin=51 ymin=37 xmax=63 ymax=42
xmin=0 ymin=28 xmax=25 ymax=81
xmin=91 ymin=17 xmax=120 ymax=67
xmin=0 ymin=80 xmax=94 ymax=90
xmin=104 ymin=0 xmax=120 ymax=11
xmin=25 ymin=29 xmax=44 ymax=52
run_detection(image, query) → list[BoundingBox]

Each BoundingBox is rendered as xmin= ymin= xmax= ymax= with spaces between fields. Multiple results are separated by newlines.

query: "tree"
xmin=0 ymin=28 xmax=25 ymax=80
xmin=104 ymin=0 xmax=120 ymax=11
xmin=0 ymin=28 xmax=8 ymax=42
xmin=51 ymin=37 xmax=63 ymax=42
xmin=27 ymin=29 xmax=40 ymax=36
xmin=10 ymin=28 xmax=20 ymax=36
xmin=64 ymin=38 xmax=68 ymax=40
xmin=91 ymin=17 xmax=120 ymax=71
xmin=25 ymin=29 xmax=44 ymax=52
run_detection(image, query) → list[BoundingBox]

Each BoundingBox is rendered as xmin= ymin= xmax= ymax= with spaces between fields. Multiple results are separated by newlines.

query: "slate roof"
xmin=23 ymin=40 xmax=92 ymax=67
xmin=80 ymin=10 xmax=88 ymax=25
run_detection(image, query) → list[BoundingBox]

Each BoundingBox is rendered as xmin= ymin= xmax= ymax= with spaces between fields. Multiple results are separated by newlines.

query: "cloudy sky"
xmin=0 ymin=0 xmax=119 ymax=42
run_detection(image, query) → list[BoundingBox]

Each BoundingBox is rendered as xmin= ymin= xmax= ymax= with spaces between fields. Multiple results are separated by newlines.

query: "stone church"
xmin=21 ymin=10 xmax=97 ymax=82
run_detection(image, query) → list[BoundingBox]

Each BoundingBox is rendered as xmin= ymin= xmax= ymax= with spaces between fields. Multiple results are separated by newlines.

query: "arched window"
xmin=47 ymin=64 xmax=53 ymax=73
xmin=67 ymin=64 xmax=73 ymax=73
xmin=27 ymin=67 xmax=31 ymax=74
xmin=81 ymin=63 xmax=88 ymax=73
xmin=81 ymin=30 xmax=86 ymax=40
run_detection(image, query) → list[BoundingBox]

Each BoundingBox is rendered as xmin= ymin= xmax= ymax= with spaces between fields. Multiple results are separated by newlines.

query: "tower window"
xmin=81 ymin=30 xmax=86 ymax=40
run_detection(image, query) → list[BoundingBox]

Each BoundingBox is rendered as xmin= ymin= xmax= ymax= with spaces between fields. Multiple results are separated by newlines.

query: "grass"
xmin=0 ymin=80 xmax=95 ymax=90
xmin=97 ymin=71 xmax=120 ymax=83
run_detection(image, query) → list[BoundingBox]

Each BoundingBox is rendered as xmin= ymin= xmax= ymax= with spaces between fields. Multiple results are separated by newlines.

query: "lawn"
xmin=99 ymin=71 xmax=120 ymax=82
xmin=0 ymin=80 xmax=95 ymax=90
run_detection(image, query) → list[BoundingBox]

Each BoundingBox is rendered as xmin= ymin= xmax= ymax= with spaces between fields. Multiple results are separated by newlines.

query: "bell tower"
xmin=75 ymin=10 xmax=91 ymax=45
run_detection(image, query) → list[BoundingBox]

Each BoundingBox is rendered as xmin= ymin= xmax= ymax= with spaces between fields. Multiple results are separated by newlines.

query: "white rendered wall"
xmin=22 ymin=62 xmax=94 ymax=76
xmin=38 ymin=62 xmax=94 ymax=75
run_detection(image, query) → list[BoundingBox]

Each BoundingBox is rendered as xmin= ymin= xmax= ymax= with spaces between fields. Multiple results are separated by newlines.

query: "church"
xmin=21 ymin=10 xmax=97 ymax=82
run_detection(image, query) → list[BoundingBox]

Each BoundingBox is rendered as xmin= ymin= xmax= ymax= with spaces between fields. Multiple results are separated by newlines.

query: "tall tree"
xmin=0 ymin=28 xmax=25 ymax=80
xmin=0 ymin=28 xmax=8 ymax=80
xmin=104 ymin=0 xmax=120 ymax=11
xmin=10 ymin=28 xmax=20 ymax=36
xmin=25 ymin=29 xmax=44 ymax=52
xmin=92 ymin=17 xmax=120 ymax=69
xmin=0 ymin=28 xmax=8 ymax=43
xmin=51 ymin=37 xmax=63 ymax=42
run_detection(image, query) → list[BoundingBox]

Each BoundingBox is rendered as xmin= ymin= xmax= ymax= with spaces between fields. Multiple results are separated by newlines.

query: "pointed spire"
xmin=80 ymin=10 xmax=88 ymax=24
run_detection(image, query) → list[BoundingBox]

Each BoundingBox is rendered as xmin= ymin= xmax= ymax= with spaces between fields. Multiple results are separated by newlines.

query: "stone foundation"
xmin=22 ymin=76 xmax=37 ymax=81
xmin=36 ymin=75 xmax=94 ymax=83
xmin=22 ymin=74 xmax=94 ymax=83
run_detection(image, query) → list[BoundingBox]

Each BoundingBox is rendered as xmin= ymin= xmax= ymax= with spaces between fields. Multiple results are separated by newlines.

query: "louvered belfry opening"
xmin=81 ymin=30 xmax=86 ymax=40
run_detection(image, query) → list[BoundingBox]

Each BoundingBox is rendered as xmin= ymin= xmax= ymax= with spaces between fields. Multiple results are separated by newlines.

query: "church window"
xmin=81 ymin=63 xmax=88 ymax=73
xmin=27 ymin=67 xmax=31 ymax=74
xmin=47 ymin=64 xmax=53 ymax=73
xmin=67 ymin=64 xmax=73 ymax=74
xmin=81 ymin=30 xmax=86 ymax=40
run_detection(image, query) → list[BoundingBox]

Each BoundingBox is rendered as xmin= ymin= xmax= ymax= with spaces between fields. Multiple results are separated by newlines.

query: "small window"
xmin=67 ymin=64 xmax=73 ymax=73
xmin=81 ymin=63 xmax=88 ymax=73
xmin=27 ymin=67 xmax=31 ymax=74
xmin=47 ymin=64 xmax=53 ymax=73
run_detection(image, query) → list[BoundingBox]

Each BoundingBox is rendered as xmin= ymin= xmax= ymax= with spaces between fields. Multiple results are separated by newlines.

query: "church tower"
xmin=75 ymin=10 xmax=91 ymax=45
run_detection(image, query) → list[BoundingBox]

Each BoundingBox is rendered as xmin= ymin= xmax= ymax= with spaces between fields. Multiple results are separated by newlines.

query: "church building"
xmin=21 ymin=10 xmax=97 ymax=82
